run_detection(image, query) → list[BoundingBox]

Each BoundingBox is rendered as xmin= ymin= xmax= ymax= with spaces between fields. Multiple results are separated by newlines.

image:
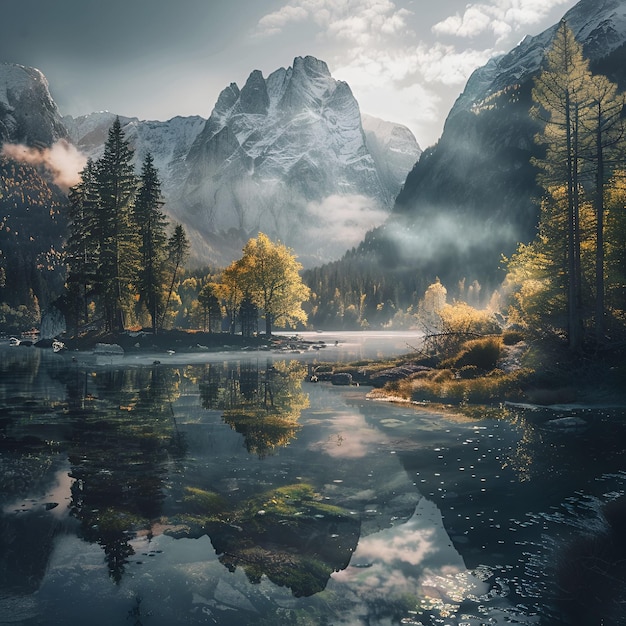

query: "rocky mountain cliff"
xmin=0 ymin=63 xmax=68 ymax=147
xmin=62 ymin=58 xmax=421 ymax=267
xmin=0 ymin=63 xmax=69 ymax=316
xmin=360 ymin=0 xmax=626 ymax=297
xmin=178 ymin=56 xmax=420 ymax=266
xmin=63 ymin=112 xmax=207 ymax=201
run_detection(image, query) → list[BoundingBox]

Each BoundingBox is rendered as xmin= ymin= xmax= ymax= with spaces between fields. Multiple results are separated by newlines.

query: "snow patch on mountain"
xmin=180 ymin=55 xmax=420 ymax=266
xmin=451 ymin=0 xmax=626 ymax=120
xmin=0 ymin=62 xmax=68 ymax=147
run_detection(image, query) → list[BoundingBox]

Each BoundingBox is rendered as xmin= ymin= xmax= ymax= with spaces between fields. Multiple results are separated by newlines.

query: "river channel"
xmin=0 ymin=332 xmax=625 ymax=625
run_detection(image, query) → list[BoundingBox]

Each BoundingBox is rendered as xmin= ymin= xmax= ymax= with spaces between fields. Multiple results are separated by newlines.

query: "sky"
xmin=0 ymin=0 xmax=579 ymax=148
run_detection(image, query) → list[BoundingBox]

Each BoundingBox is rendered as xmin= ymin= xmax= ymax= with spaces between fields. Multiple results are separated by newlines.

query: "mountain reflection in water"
xmin=0 ymin=340 xmax=625 ymax=625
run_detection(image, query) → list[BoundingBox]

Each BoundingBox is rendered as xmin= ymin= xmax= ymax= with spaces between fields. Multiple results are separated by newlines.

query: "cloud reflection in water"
xmin=331 ymin=497 xmax=487 ymax=617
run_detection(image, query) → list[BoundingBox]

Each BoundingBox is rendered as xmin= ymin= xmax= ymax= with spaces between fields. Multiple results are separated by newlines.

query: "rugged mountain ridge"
xmin=63 ymin=112 xmax=207 ymax=201
xmin=62 ymin=58 xmax=421 ymax=267
xmin=361 ymin=0 xmax=626 ymax=297
xmin=179 ymin=56 xmax=420 ymax=266
xmin=0 ymin=63 xmax=69 ymax=316
xmin=0 ymin=63 xmax=68 ymax=147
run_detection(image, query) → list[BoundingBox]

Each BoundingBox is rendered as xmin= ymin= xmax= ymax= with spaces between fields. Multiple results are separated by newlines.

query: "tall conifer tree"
xmin=66 ymin=158 xmax=100 ymax=331
xmin=96 ymin=117 xmax=139 ymax=332
xmin=160 ymin=224 xmax=190 ymax=330
xmin=582 ymin=75 xmax=626 ymax=341
xmin=134 ymin=152 xmax=168 ymax=333
xmin=532 ymin=21 xmax=592 ymax=352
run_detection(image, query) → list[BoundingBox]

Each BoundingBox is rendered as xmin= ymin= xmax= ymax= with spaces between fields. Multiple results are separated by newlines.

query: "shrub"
xmin=438 ymin=302 xmax=501 ymax=336
xmin=454 ymin=336 xmax=503 ymax=370
xmin=502 ymin=330 xmax=525 ymax=345
xmin=183 ymin=487 xmax=225 ymax=514
xmin=408 ymin=368 xmax=533 ymax=404
xmin=457 ymin=365 xmax=480 ymax=379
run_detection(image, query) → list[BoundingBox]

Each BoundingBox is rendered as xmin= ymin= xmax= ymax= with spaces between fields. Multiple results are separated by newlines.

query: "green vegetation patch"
xmin=251 ymin=483 xmax=347 ymax=519
xmin=182 ymin=487 xmax=226 ymax=515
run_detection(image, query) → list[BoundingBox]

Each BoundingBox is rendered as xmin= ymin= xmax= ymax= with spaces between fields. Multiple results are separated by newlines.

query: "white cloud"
xmin=412 ymin=43 xmax=495 ymax=86
xmin=255 ymin=0 xmax=410 ymax=45
xmin=253 ymin=0 xmax=572 ymax=145
xmin=257 ymin=5 xmax=308 ymax=36
xmin=1 ymin=140 xmax=87 ymax=190
xmin=433 ymin=0 xmax=573 ymax=42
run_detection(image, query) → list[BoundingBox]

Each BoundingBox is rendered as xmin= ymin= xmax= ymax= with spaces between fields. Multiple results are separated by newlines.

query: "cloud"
xmin=432 ymin=0 xmax=573 ymax=42
xmin=1 ymin=140 xmax=87 ymax=190
xmin=306 ymin=194 xmax=389 ymax=253
xmin=257 ymin=5 xmax=309 ymax=35
xmin=412 ymin=44 xmax=495 ymax=86
xmin=255 ymin=0 xmax=410 ymax=44
xmin=253 ymin=0 xmax=570 ymax=146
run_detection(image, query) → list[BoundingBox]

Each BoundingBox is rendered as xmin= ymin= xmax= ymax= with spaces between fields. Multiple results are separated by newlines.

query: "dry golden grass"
xmin=388 ymin=367 xmax=533 ymax=404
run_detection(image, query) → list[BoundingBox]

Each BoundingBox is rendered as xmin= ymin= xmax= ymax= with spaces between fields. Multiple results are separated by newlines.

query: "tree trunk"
xmin=566 ymin=94 xmax=583 ymax=353
xmin=595 ymin=120 xmax=605 ymax=343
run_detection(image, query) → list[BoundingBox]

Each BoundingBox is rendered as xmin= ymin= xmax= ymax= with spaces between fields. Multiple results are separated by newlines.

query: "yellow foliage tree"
xmin=225 ymin=233 xmax=310 ymax=336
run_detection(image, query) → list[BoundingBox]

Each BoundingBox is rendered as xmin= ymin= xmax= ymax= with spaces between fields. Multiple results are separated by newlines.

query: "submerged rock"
xmin=93 ymin=343 xmax=124 ymax=355
xmin=331 ymin=373 xmax=353 ymax=386
xmin=544 ymin=416 xmax=587 ymax=431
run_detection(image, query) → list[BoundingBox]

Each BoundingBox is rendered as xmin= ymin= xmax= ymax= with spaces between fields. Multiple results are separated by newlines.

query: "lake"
xmin=0 ymin=333 xmax=625 ymax=626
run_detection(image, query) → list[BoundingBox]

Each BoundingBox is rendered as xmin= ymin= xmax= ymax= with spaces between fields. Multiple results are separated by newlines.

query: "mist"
xmin=306 ymin=194 xmax=389 ymax=255
xmin=1 ymin=140 xmax=87 ymax=190
xmin=385 ymin=211 xmax=517 ymax=263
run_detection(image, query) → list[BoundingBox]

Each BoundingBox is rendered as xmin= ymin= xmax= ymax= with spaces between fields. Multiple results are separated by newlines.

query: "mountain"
xmin=0 ymin=63 xmax=68 ymax=147
xmin=63 ymin=112 xmax=207 ymax=200
xmin=0 ymin=63 xmax=69 ymax=320
xmin=360 ymin=0 xmax=626 ymax=299
xmin=361 ymin=114 xmax=421 ymax=201
xmin=62 ymin=58 xmax=421 ymax=267
xmin=178 ymin=56 xmax=421 ymax=266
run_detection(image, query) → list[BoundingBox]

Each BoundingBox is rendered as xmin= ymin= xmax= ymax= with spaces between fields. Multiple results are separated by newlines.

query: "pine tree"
xmin=198 ymin=283 xmax=222 ymax=332
xmin=95 ymin=117 xmax=139 ymax=332
xmin=66 ymin=158 xmax=100 ymax=331
xmin=582 ymin=75 xmax=626 ymax=341
xmin=532 ymin=20 xmax=592 ymax=352
xmin=134 ymin=152 xmax=168 ymax=333
xmin=161 ymin=224 xmax=190 ymax=330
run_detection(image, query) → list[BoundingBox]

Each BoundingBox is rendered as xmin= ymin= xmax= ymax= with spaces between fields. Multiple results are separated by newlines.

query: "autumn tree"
xmin=224 ymin=233 xmax=310 ymax=336
xmin=531 ymin=20 xmax=592 ymax=352
xmin=215 ymin=264 xmax=245 ymax=334
xmin=581 ymin=75 xmax=626 ymax=340
xmin=418 ymin=278 xmax=447 ymax=329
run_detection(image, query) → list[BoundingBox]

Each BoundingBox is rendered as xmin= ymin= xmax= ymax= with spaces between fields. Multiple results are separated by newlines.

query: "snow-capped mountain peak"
xmin=0 ymin=62 xmax=68 ymax=147
xmin=180 ymin=56 xmax=421 ymax=265
xmin=451 ymin=0 xmax=626 ymax=121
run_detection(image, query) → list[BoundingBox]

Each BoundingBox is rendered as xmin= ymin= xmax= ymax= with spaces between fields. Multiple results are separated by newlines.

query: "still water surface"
xmin=0 ymin=333 xmax=625 ymax=625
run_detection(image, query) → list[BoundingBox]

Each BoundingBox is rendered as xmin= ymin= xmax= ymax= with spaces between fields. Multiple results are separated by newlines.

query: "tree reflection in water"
xmin=63 ymin=358 xmax=347 ymax=596
xmin=67 ymin=365 xmax=182 ymax=583
xmin=200 ymin=360 xmax=309 ymax=457
xmin=0 ymin=353 xmax=361 ymax=600
xmin=183 ymin=360 xmax=361 ymax=596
